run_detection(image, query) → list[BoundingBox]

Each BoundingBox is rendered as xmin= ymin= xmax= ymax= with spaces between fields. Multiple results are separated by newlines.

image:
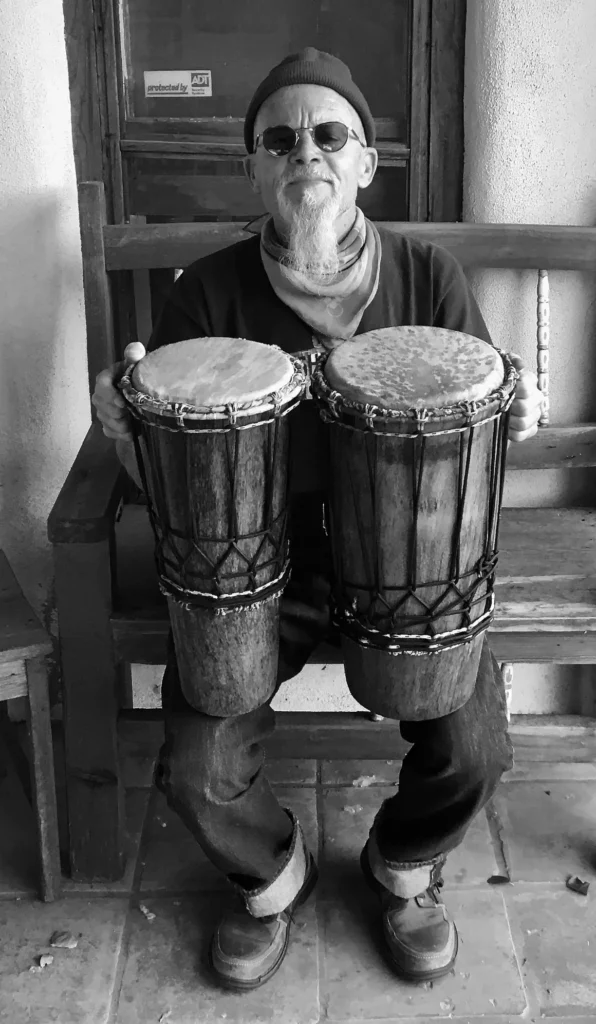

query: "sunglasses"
xmin=254 ymin=121 xmax=366 ymax=157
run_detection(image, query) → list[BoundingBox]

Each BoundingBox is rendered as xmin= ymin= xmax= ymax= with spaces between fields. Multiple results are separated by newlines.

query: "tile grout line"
xmin=484 ymin=797 xmax=513 ymax=880
xmin=104 ymin=897 xmax=135 ymax=1024
xmin=315 ymin=761 xmax=329 ymax=1024
xmin=105 ymin=784 xmax=159 ymax=1024
xmin=498 ymin=887 xmax=542 ymax=1022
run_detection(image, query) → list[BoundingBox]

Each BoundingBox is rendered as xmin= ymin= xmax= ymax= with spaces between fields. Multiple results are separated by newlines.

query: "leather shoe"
xmin=209 ymin=852 xmax=318 ymax=990
xmin=360 ymin=842 xmax=458 ymax=981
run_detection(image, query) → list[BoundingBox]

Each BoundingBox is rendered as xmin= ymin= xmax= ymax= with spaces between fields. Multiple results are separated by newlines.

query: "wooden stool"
xmin=0 ymin=550 xmax=61 ymax=900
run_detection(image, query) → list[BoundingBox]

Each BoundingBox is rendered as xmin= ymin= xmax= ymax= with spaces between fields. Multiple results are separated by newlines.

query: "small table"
xmin=0 ymin=550 xmax=61 ymax=900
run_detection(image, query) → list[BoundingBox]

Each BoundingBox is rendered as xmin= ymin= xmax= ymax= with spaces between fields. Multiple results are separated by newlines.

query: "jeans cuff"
xmin=367 ymin=828 xmax=446 ymax=899
xmin=236 ymin=809 xmax=309 ymax=918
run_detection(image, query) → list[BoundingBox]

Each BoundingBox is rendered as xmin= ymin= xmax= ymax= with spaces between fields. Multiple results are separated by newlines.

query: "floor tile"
xmin=504 ymin=887 xmax=596 ymax=1016
xmin=0 ymin=896 xmax=128 ymax=1023
xmin=319 ymin=787 xmax=497 ymax=898
xmin=62 ymin=789 xmax=150 ymax=895
xmin=266 ymin=759 xmax=318 ymax=785
xmin=140 ymin=786 xmax=319 ymax=893
xmin=321 ymin=760 xmax=403 ymax=786
xmin=319 ymin=888 xmax=527 ymax=1020
xmin=116 ymin=894 xmax=320 ymax=1024
xmin=503 ymin=762 xmax=596 ymax=783
xmin=492 ymin=781 xmax=596 ymax=884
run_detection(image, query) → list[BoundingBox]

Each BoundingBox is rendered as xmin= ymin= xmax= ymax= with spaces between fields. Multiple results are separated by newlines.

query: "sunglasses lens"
xmin=313 ymin=122 xmax=349 ymax=151
xmin=262 ymin=126 xmax=297 ymax=155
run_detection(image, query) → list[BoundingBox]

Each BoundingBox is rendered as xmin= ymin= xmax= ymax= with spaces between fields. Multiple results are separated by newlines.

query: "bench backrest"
xmin=79 ymin=181 xmax=596 ymax=473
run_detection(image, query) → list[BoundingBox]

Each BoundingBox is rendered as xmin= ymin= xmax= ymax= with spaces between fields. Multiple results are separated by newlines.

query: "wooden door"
xmin=77 ymin=0 xmax=463 ymax=227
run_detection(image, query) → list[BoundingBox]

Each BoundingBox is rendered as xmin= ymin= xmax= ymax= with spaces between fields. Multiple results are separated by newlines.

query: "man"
xmin=93 ymin=49 xmax=542 ymax=992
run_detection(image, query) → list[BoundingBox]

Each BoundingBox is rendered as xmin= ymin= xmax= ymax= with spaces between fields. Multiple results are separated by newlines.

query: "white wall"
xmin=464 ymin=0 xmax=596 ymax=714
xmin=0 ymin=0 xmax=90 ymax=626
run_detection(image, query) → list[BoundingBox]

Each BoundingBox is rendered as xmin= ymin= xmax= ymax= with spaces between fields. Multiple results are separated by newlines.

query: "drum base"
xmin=342 ymin=634 xmax=484 ymax=721
xmin=168 ymin=595 xmax=281 ymax=717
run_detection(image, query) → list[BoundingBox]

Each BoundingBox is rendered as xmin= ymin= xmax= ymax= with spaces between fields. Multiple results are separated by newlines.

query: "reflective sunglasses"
xmin=254 ymin=121 xmax=366 ymax=157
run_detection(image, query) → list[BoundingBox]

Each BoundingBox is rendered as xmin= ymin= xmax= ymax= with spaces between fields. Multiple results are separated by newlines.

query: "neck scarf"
xmin=260 ymin=208 xmax=381 ymax=346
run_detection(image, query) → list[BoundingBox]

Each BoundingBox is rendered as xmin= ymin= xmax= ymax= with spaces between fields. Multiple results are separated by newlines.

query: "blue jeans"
xmin=155 ymin=496 xmax=514 ymax=910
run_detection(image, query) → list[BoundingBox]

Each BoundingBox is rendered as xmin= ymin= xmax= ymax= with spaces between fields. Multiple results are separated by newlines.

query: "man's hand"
xmin=91 ymin=342 xmax=146 ymax=440
xmin=507 ymin=353 xmax=543 ymax=443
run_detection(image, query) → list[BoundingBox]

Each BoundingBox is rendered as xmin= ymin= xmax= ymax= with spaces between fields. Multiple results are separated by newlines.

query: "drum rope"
xmin=324 ymin=400 xmax=508 ymax=656
xmin=131 ymin=411 xmax=292 ymax=613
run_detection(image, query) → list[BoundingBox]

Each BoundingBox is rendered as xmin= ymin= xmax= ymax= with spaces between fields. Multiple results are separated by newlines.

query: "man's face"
xmin=245 ymin=84 xmax=378 ymax=238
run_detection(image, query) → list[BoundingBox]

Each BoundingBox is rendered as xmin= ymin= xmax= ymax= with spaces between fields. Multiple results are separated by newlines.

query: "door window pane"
xmin=124 ymin=0 xmax=410 ymax=140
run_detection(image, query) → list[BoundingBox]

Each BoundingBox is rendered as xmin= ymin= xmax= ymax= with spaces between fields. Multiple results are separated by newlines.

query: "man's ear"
xmin=357 ymin=147 xmax=379 ymax=190
xmin=244 ymin=155 xmax=261 ymax=194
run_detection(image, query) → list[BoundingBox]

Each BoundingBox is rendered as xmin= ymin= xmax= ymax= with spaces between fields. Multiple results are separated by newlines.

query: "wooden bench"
xmin=48 ymin=181 xmax=596 ymax=880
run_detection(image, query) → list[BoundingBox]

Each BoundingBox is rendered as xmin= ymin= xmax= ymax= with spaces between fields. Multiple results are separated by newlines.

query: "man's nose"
xmin=288 ymin=130 xmax=322 ymax=164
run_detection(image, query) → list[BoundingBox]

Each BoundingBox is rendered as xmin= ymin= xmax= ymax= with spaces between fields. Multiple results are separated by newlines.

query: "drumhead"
xmin=323 ymin=327 xmax=504 ymax=409
xmin=133 ymin=337 xmax=294 ymax=408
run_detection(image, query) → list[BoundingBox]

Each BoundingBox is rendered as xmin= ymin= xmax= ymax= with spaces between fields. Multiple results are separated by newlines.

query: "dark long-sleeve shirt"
xmin=148 ymin=228 xmax=492 ymax=494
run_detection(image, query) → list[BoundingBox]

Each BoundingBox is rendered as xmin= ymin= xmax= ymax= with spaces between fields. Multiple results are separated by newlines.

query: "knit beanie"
xmin=244 ymin=47 xmax=375 ymax=153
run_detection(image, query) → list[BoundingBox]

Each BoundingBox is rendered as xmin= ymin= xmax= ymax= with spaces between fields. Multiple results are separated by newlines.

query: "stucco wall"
xmin=0 ymin=0 xmax=90 ymax=628
xmin=463 ymin=0 xmax=596 ymax=714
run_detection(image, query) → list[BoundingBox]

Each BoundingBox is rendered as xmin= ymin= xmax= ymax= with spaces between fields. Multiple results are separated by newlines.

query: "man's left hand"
xmin=507 ymin=353 xmax=543 ymax=442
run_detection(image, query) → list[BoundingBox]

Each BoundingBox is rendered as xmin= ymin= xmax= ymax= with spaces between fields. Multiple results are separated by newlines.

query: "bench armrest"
xmin=48 ymin=421 xmax=126 ymax=544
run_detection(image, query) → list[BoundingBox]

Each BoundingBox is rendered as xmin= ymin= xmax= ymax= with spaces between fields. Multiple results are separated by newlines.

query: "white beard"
xmin=277 ymin=183 xmax=342 ymax=287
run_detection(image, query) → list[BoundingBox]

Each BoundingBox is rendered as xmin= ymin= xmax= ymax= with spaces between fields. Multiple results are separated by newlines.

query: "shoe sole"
xmin=360 ymin=845 xmax=458 ymax=983
xmin=209 ymin=855 xmax=319 ymax=991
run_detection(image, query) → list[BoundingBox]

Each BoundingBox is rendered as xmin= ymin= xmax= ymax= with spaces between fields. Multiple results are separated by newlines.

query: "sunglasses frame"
xmin=254 ymin=121 xmax=366 ymax=157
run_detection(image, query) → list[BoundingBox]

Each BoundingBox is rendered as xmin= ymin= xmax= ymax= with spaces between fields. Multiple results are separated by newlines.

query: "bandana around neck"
xmin=260 ymin=207 xmax=382 ymax=347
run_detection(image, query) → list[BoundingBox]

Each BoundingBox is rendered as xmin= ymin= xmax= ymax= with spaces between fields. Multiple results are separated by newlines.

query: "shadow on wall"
xmin=0 ymin=191 xmax=88 ymax=620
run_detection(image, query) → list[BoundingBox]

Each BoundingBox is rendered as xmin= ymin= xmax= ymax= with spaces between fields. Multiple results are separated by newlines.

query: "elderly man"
xmin=93 ymin=49 xmax=542 ymax=992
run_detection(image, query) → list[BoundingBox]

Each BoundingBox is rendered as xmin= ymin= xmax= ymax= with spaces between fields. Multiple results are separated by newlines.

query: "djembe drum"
xmin=311 ymin=326 xmax=517 ymax=721
xmin=119 ymin=337 xmax=305 ymax=716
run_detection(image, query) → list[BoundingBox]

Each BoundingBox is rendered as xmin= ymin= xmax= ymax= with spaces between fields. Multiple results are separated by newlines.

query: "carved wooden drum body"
xmin=120 ymin=337 xmax=305 ymax=716
xmin=311 ymin=327 xmax=517 ymax=721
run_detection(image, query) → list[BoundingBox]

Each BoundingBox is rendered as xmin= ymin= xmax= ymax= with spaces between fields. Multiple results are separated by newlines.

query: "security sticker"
xmin=144 ymin=70 xmax=212 ymax=98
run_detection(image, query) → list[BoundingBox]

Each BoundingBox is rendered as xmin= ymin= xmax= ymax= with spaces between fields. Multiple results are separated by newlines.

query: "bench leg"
xmin=25 ymin=656 xmax=62 ymax=901
xmin=54 ymin=539 xmax=125 ymax=881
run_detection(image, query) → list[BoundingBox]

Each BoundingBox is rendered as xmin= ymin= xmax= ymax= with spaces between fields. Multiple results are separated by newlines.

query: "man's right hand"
xmin=92 ymin=342 xmax=146 ymax=440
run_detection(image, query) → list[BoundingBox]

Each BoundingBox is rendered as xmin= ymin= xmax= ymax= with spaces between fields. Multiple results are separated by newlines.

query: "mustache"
xmin=281 ymin=169 xmax=336 ymax=186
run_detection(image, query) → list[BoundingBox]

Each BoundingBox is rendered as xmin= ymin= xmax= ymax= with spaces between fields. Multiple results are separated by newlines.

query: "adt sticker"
xmin=144 ymin=70 xmax=212 ymax=98
xmin=190 ymin=71 xmax=212 ymax=96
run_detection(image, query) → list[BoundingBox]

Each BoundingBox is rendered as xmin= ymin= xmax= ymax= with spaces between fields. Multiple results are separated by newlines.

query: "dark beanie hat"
xmin=244 ymin=47 xmax=375 ymax=153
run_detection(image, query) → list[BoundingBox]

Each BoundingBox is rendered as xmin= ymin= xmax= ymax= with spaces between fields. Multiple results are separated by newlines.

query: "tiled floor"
xmin=1 ymin=752 xmax=596 ymax=1024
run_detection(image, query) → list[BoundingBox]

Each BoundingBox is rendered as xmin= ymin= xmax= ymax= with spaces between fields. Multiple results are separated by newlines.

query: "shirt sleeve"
xmin=432 ymin=247 xmax=493 ymax=346
xmin=146 ymin=267 xmax=213 ymax=352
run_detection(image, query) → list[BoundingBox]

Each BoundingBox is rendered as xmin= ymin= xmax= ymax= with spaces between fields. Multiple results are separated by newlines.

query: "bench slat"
xmin=104 ymin=220 xmax=596 ymax=272
xmin=503 ymin=425 xmax=596 ymax=470
xmin=110 ymin=505 xmax=596 ymax=665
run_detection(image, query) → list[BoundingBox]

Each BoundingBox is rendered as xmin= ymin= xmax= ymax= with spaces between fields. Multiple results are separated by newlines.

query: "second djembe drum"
xmin=311 ymin=326 xmax=517 ymax=721
xmin=120 ymin=337 xmax=305 ymax=716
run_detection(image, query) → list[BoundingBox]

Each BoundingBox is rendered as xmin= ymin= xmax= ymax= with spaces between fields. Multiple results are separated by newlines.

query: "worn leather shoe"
xmin=360 ymin=842 xmax=458 ymax=981
xmin=209 ymin=852 xmax=318 ymax=990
